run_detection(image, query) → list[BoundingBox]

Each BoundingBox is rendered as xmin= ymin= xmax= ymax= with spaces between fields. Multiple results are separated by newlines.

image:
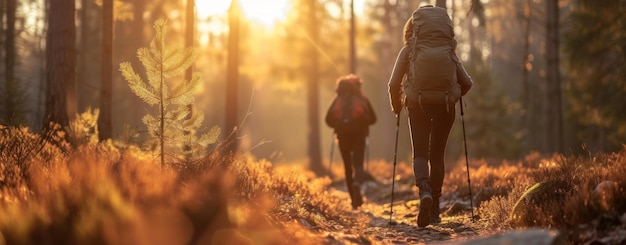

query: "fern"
xmin=120 ymin=19 xmax=220 ymax=168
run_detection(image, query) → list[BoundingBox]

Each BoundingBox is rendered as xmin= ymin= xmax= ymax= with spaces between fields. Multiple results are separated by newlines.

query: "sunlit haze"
xmin=196 ymin=0 xmax=289 ymax=27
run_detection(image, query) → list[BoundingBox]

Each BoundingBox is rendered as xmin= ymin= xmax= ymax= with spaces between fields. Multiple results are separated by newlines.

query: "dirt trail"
xmin=321 ymin=179 xmax=495 ymax=244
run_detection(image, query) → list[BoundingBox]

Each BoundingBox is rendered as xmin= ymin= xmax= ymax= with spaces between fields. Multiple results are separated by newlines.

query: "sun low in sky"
xmin=196 ymin=0 xmax=289 ymax=28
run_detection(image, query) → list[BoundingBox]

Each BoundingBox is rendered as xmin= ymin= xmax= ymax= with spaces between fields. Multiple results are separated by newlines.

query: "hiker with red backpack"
xmin=388 ymin=5 xmax=473 ymax=227
xmin=325 ymin=74 xmax=377 ymax=209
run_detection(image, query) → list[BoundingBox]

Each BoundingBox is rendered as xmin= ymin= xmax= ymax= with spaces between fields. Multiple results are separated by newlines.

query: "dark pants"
xmin=407 ymin=104 xmax=455 ymax=199
xmin=337 ymin=133 xmax=366 ymax=206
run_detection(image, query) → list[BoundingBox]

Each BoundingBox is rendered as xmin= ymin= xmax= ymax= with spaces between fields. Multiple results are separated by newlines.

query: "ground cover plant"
xmin=0 ymin=124 xmax=337 ymax=244
xmin=2 ymin=122 xmax=626 ymax=244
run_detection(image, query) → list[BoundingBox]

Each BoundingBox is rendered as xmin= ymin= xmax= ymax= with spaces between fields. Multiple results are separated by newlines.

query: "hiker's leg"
xmin=351 ymin=135 xmax=367 ymax=185
xmin=337 ymin=135 xmax=354 ymax=188
xmin=408 ymin=106 xmax=432 ymax=192
xmin=409 ymin=106 xmax=433 ymax=227
xmin=429 ymin=103 xmax=455 ymax=223
xmin=338 ymin=135 xmax=362 ymax=208
xmin=429 ymin=104 xmax=455 ymax=201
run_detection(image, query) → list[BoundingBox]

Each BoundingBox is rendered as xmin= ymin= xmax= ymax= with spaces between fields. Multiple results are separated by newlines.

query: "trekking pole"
xmin=460 ymin=97 xmax=475 ymax=221
xmin=388 ymin=113 xmax=401 ymax=225
xmin=365 ymin=136 xmax=370 ymax=172
xmin=328 ymin=132 xmax=335 ymax=180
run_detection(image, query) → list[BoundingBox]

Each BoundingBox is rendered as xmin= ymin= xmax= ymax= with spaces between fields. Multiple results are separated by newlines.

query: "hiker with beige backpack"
xmin=387 ymin=5 xmax=474 ymax=227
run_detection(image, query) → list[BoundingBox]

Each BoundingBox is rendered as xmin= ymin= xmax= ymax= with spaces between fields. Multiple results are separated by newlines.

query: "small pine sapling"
xmin=120 ymin=19 xmax=220 ymax=168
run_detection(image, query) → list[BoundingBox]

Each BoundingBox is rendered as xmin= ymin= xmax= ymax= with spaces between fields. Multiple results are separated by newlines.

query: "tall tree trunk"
xmin=78 ymin=0 xmax=87 ymax=112
xmin=183 ymin=0 xmax=195 ymax=158
xmin=133 ymin=0 xmax=145 ymax=38
xmin=185 ymin=0 xmax=194 ymax=90
xmin=307 ymin=0 xmax=323 ymax=175
xmin=225 ymin=0 xmax=240 ymax=154
xmin=3 ymin=0 xmax=16 ymax=124
xmin=130 ymin=0 xmax=145 ymax=127
xmin=45 ymin=0 xmax=76 ymax=129
xmin=468 ymin=9 xmax=476 ymax=63
xmin=99 ymin=0 xmax=113 ymax=140
xmin=349 ymin=0 xmax=356 ymax=74
xmin=521 ymin=0 xmax=531 ymax=153
xmin=379 ymin=0 xmax=394 ymax=157
xmin=436 ymin=0 xmax=447 ymax=8
xmin=36 ymin=0 xmax=49 ymax=130
xmin=0 ymin=0 xmax=5 ymax=75
xmin=544 ymin=0 xmax=563 ymax=153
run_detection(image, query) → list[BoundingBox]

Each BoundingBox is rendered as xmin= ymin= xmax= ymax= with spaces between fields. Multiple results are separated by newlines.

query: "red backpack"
xmin=327 ymin=78 xmax=371 ymax=133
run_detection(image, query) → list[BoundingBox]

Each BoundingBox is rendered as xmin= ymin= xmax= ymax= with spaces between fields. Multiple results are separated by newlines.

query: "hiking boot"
xmin=351 ymin=199 xmax=363 ymax=209
xmin=415 ymin=173 xmax=433 ymax=227
xmin=350 ymin=183 xmax=364 ymax=209
xmin=430 ymin=198 xmax=441 ymax=224
xmin=417 ymin=192 xmax=432 ymax=227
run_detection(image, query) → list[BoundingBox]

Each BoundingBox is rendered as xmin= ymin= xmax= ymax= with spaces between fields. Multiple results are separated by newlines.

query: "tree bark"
xmin=378 ymin=0 xmax=395 ymax=157
xmin=130 ymin=0 xmax=146 ymax=127
xmin=3 ymin=0 xmax=16 ymax=124
xmin=78 ymin=0 xmax=87 ymax=111
xmin=45 ymin=0 xmax=76 ymax=129
xmin=349 ymin=0 xmax=356 ymax=74
xmin=521 ymin=0 xmax=531 ymax=153
xmin=35 ymin=0 xmax=49 ymax=130
xmin=544 ymin=0 xmax=563 ymax=153
xmin=185 ymin=0 xmax=194 ymax=82
xmin=307 ymin=0 xmax=323 ymax=175
xmin=0 ymin=0 xmax=5 ymax=74
xmin=225 ymin=0 xmax=240 ymax=154
xmin=183 ymin=0 xmax=195 ymax=158
xmin=99 ymin=0 xmax=113 ymax=140
xmin=436 ymin=0 xmax=447 ymax=8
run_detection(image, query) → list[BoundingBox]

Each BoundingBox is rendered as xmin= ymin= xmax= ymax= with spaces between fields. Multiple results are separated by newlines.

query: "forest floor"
xmin=3 ymin=128 xmax=626 ymax=244
xmin=310 ymin=178 xmax=499 ymax=244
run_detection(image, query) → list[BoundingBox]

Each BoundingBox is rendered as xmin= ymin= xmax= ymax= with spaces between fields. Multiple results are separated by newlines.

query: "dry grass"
xmin=446 ymin=147 xmax=626 ymax=243
xmin=0 ymin=125 xmax=360 ymax=244
xmin=2 ymin=123 xmax=625 ymax=244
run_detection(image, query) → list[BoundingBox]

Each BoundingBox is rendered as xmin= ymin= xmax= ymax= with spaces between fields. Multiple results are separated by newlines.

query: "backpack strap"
xmin=408 ymin=15 xmax=420 ymax=90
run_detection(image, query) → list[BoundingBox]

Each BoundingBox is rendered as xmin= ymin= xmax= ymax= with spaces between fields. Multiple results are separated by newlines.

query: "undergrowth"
xmin=0 ymin=124 xmax=363 ymax=244
xmin=2 ymin=120 xmax=626 ymax=244
xmin=446 ymin=148 xmax=626 ymax=243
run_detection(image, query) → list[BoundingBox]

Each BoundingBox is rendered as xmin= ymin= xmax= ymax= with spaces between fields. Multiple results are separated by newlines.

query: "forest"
xmin=1 ymin=0 xmax=626 ymax=244
xmin=2 ymin=0 xmax=626 ymax=164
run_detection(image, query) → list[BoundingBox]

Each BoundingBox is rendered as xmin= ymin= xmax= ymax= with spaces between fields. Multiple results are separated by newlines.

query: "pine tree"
xmin=120 ymin=19 xmax=220 ymax=168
